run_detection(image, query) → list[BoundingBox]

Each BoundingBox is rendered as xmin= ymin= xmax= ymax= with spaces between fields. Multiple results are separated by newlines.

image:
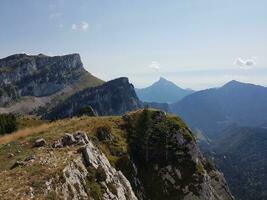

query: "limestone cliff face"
xmin=58 ymin=140 xmax=138 ymax=200
xmin=121 ymin=110 xmax=234 ymax=200
xmin=44 ymin=77 xmax=142 ymax=119
xmin=0 ymin=54 xmax=140 ymax=117
xmin=0 ymin=53 xmax=103 ymax=109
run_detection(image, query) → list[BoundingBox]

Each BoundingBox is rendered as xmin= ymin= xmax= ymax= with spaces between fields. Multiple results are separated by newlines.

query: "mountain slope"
xmin=0 ymin=53 xmax=104 ymax=114
xmin=0 ymin=109 xmax=234 ymax=200
xmin=43 ymin=77 xmax=142 ymax=119
xmin=171 ymin=80 xmax=267 ymax=138
xmin=208 ymin=126 xmax=267 ymax=200
xmin=136 ymin=77 xmax=194 ymax=103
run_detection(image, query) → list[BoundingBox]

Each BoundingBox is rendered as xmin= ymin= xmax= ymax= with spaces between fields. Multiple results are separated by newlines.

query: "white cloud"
xmin=71 ymin=21 xmax=89 ymax=32
xmin=234 ymin=57 xmax=256 ymax=68
xmin=49 ymin=12 xmax=62 ymax=19
xmin=71 ymin=24 xmax=77 ymax=30
xmin=81 ymin=22 xmax=89 ymax=31
xmin=148 ymin=61 xmax=161 ymax=70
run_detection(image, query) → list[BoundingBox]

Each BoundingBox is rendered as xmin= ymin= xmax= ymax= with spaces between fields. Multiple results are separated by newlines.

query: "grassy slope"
xmin=0 ymin=110 xmax=193 ymax=199
xmin=0 ymin=115 xmax=128 ymax=199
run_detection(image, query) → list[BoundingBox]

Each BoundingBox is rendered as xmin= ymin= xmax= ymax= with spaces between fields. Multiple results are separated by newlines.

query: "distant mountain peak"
xmin=222 ymin=80 xmax=264 ymax=90
xmin=159 ymin=76 xmax=168 ymax=81
xmin=135 ymin=77 xmax=194 ymax=103
xmin=154 ymin=77 xmax=177 ymax=87
xmin=223 ymin=80 xmax=243 ymax=87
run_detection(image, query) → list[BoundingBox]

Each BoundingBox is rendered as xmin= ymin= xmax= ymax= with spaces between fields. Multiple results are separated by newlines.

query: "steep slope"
xmin=136 ymin=77 xmax=194 ymax=103
xmin=0 ymin=110 xmax=234 ymax=200
xmin=171 ymin=80 xmax=267 ymax=138
xmin=0 ymin=53 xmax=104 ymax=114
xmin=207 ymin=126 xmax=267 ymax=200
xmin=43 ymin=77 xmax=142 ymax=119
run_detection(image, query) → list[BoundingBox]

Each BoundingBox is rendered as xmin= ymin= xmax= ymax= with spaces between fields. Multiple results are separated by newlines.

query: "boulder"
xmin=34 ymin=138 xmax=46 ymax=147
xmin=52 ymin=140 xmax=63 ymax=148
xmin=62 ymin=133 xmax=76 ymax=146
xmin=74 ymin=131 xmax=89 ymax=145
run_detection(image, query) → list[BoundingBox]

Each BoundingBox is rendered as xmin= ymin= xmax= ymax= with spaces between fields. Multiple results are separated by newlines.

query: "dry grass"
xmin=0 ymin=116 xmax=122 ymax=145
xmin=0 ymin=115 xmax=130 ymax=199
xmin=0 ymin=123 xmax=54 ymax=145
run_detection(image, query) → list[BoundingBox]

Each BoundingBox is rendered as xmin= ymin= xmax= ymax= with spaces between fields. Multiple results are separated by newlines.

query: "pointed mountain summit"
xmin=135 ymin=77 xmax=194 ymax=103
xmin=221 ymin=80 xmax=264 ymax=91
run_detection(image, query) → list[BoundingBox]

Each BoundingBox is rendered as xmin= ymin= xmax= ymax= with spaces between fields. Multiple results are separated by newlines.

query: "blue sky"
xmin=0 ymin=0 xmax=266 ymax=89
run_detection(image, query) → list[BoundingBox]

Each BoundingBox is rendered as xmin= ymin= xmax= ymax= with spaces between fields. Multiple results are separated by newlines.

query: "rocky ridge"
xmin=44 ymin=77 xmax=142 ymax=119
xmin=0 ymin=110 xmax=234 ymax=200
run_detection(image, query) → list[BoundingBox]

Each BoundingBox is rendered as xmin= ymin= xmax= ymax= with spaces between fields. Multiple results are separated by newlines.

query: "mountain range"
xmin=0 ymin=53 xmax=235 ymax=200
xmin=171 ymin=80 xmax=267 ymax=138
xmin=135 ymin=77 xmax=194 ymax=104
xmin=0 ymin=53 xmax=141 ymax=118
xmin=2 ymin=52 xmax=267 ymax=200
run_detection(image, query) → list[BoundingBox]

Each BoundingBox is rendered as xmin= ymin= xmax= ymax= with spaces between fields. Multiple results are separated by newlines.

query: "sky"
xmin=0 ymin=0 xmax=267 ymax=90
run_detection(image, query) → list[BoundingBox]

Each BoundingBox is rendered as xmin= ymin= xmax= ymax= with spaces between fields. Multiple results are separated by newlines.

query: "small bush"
xmin=175 ymin=150 xmax=185 ymax=156
xmin=46 ymin=191 xmax=58 ymax=200
xmin=96 ymin=125 xmax=113 ymax=142
xmin=88 ymin=182 xmax=102 ymax=200
xmin=0 ymin=114 xmax=17 ymax=135
xmin=196 ymin=163 xmax=205 ymax=174
xmin=76 ymin=106 xmax=96 ymax=117
xmin=107 ymin=183 xmax=117 ymax=195
xmin=203 ymin=159 xmax=215 ymax=172
xmin=96 ymin=166 xmax=107 ymax=182
xmin=183 ymin=132 xmax=194 ymax=142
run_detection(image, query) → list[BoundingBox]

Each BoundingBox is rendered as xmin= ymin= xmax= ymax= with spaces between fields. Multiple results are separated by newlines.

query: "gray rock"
xmin=79 ymin=140 xmax=138 ymax=200
xmin=74 ymin=131 xmax=89 ymax=145
xmin=34 ymin=138 xmax=46 ymax=147
xmin=59 ymin=140 xmax=138 ymax=200
xmin=52 ymin=140 xmax=63 ymax=148
xmin=62 ymin=133 xmax=76 ymax=146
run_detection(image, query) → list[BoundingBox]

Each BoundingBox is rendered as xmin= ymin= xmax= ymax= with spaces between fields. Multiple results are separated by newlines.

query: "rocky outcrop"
xmin=51 ymin=134 xmax=138 ymax=200
xmin=78 ymin=141 xmax=137 ymax=200
xmin=44 ymin=77 xmax=142 ymax=119
xmin=122 ymin=110 xmax=234 ymax=200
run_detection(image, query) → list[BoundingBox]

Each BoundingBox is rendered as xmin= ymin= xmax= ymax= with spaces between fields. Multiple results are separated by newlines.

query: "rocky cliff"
xmin=0 ymin=53 xmax=103 ymax=113
xmin=0 ymin=109 xmax=234 ymax=200
xmin=43 ymin=77 xmax=142 ymax=119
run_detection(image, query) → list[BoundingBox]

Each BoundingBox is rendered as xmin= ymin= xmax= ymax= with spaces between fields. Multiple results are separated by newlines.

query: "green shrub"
xmin=88 ymin=182 xmax=102 ymax=200
xmin=183 ymin=132 xmax=194 ymax=142
xmin=196 ymin=163 xmax=205 ymax=174
xmin=0 ymin=114 xmax=17 ymax=135
xmin=107 ymin=183 xmax=117 ymax=195
xmin=76 ymin=106 xmax=96 ymax=117
xmin=95 ymin=166 xmax=107 ymax=182
xmin=96 ymin=125 xmax=113 ymax=142
xmin=203 ymin=159 xmax=215 ymax=172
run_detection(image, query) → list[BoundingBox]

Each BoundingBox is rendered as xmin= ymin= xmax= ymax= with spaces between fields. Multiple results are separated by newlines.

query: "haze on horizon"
xmin=0 ymin=0 xmax=266 ymax=90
